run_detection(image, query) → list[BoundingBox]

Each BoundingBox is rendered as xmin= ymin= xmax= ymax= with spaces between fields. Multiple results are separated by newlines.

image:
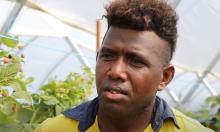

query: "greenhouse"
xmin=0 ymin=0 xmax=219 ymax=131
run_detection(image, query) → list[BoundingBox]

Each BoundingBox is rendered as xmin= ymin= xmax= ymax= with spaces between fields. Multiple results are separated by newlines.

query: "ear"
xmin=157 ymin=64 xmax=175 ymax=91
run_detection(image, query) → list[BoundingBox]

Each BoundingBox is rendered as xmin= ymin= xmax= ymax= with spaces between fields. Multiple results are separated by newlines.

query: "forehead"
xmin=102 ymin=26 xmax=168 ymax=57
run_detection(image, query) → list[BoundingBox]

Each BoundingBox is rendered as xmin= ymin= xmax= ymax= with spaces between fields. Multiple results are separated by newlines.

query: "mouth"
xmin=109 ymin=90 xmax=120 ymax=94
xmin=102 ymin=85 xmax=128 ymax=101
xmin=105 ymin=87 xmax=127 ymax=95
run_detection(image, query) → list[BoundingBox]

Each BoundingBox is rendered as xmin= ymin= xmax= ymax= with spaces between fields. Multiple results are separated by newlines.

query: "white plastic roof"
xmin=0 ymin=0 xmax=219 ymax=110
xmin=174 ymin=0 xmax=220 ymax=74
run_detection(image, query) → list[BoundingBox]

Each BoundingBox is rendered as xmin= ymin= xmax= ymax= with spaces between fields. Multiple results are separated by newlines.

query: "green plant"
xmin=0 ymin=34 xmax=30 ymax=131
xmin=0 ymin=35 xmax=94 ymax=131
xmin=31 ymin=67 xmax=94 ymax=124
xmin=178 ymin=95 xmax=220 ymax=131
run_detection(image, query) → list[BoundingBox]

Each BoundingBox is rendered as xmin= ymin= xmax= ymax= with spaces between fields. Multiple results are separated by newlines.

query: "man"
xmin=36 ymin=0 xmax=213 ymax=131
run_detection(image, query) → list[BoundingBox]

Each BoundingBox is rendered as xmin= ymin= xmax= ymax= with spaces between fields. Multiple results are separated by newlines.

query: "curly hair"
xmin=104 ymin=0 xmax=178 ymax=61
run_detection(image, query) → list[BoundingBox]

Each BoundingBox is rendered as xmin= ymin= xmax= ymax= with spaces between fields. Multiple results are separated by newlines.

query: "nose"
xmin=107 ymin=58 xmax=127 ymax=82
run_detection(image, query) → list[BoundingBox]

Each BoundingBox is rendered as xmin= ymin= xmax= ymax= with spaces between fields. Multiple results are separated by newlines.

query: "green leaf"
xmin=0 ymin=96 xmax=18 ymax=116
xmin=0 ymin=123 xmax=23 ymax=132
xmin=25 ymin=77 xmax=34 ymax=85
xmin=11 ymin=77 xmax=34 ymax=92
xmin=41 ymin=81 xmax=56 ymax=93
xmin=0 ymin=51 xmax=8 ymax=57
xmin=22 ymin=123 xmax=35 ymax=132
xmin=13 ymin=91 xmax=32 ymax=103
xmin=1 ymin=35 xmax=18 ymax=48
xmin=41 ymin=96 xmax=59 ymax=105
xmin=55 ymin=105 xmax=63 ymax=115
xmin=11 ymin=79 xmax=26 ymax=91
xmin=17 ymin=107 xmax=33 ymax=123
xmin=0 ymin=110 xmax=17 ymax=125
xmin=0 ymin=64 xmax=20 ymax=86
xmin=11 ymin=55 xmax=23 ymax=63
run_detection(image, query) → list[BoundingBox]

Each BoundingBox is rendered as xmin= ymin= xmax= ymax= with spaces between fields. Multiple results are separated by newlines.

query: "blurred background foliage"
xmin=0 ymin=35 xmax=94 ymax=131
xmin=178 ymin=95 xmax=220 ymax=131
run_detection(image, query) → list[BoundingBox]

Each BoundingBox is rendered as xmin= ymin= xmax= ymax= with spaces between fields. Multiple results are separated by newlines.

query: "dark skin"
xmin=95 ymin=26 xmax=175 ymax=132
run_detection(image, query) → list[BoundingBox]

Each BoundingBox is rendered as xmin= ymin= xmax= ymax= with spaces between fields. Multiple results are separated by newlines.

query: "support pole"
xmin=96 ymin=20 xmax=101 ymax=52
xmin=182 ymin=51 xmax=220 ymax=104
xmin=0 ymin=0 xmax=26 ymax=34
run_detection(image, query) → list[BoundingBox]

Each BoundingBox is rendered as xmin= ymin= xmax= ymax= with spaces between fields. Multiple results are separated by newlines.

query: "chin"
xmin=100 ymin=97 xmax=130 ymax=117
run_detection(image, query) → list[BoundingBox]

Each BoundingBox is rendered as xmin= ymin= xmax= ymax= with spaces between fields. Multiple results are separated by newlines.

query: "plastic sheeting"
xmin=174 ymin=0 xmax=220 ymax=74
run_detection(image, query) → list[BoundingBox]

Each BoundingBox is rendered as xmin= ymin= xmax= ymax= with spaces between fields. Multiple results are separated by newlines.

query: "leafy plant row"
xmin=0 ymin=35 xmax=94 ymax=131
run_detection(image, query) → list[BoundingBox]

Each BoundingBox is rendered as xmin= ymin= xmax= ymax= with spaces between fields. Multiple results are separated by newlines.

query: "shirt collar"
xmin=151 ymin=96 xmax=180 ymax=132
xmin=63 ymin=96 xmax=179 ymax=132
xmin=63 ymin=98 xmax=99 ymax=132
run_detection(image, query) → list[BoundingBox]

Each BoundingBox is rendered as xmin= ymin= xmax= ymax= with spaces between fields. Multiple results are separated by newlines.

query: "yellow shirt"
xmin=35 ymin=109 xmax=213 ymax=132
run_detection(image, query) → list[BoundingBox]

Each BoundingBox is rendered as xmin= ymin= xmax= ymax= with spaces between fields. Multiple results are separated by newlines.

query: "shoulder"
xmin=35 ymin=98 xmax=99 ymax=132
xmin=35 ymin=114 xmax=79 ymax=132
xmin=172 ymin=108 xmax=214 ymax=132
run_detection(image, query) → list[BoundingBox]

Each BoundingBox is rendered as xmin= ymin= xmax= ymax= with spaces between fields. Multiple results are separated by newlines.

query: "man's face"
xmin=96 ymin=26 xmax=173 ymax=116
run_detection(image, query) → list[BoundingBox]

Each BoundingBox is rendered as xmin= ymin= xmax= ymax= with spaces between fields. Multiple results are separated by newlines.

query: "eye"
xmin=99 ymin=53 xmax=115 ymax=61
xmin=128 ymin=57 xmax=145 ymax=68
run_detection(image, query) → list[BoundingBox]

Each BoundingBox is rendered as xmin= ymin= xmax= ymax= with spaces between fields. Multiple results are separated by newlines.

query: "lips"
xmin=104 ymin=85 xmax=127 ymax=95
xmin=109 ymin=89 xmax=120 ymax=94
xmin=101 ymin=83 xmax=129 ymax=102
xmin=104 ymin=83 xmax=127 ymax=95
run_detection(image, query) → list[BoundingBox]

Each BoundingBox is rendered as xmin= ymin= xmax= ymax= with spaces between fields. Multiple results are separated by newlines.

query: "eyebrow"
xmin=101 ymin=47 xmax=148 ymax=60
xmin=100 ymin=47 xmax=117 ymax=54
xmin=126 ymin=51 xmax=151 ymax=65
xmin=100 ymin=47 xmax=151 ymax=65
xmin=127 ymin=52 xmax=147 ymax=61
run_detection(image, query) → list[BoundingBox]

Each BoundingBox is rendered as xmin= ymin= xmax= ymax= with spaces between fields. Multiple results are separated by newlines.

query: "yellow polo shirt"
xmin=35 ymin=109 xmax=213 ymax=132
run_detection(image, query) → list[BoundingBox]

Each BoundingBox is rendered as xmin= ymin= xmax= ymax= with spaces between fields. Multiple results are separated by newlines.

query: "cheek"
xmin=96 ymin=62 xmax=108 ymax=86
xmin=130 ymin=71 xmax=161 ymax=94
xmin=95 ymin=64 xmax=102 ymax=85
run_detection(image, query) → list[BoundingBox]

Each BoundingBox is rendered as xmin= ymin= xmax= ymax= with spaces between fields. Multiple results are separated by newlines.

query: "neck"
xmin=97 ymin=103 xmax=154 ymax=132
